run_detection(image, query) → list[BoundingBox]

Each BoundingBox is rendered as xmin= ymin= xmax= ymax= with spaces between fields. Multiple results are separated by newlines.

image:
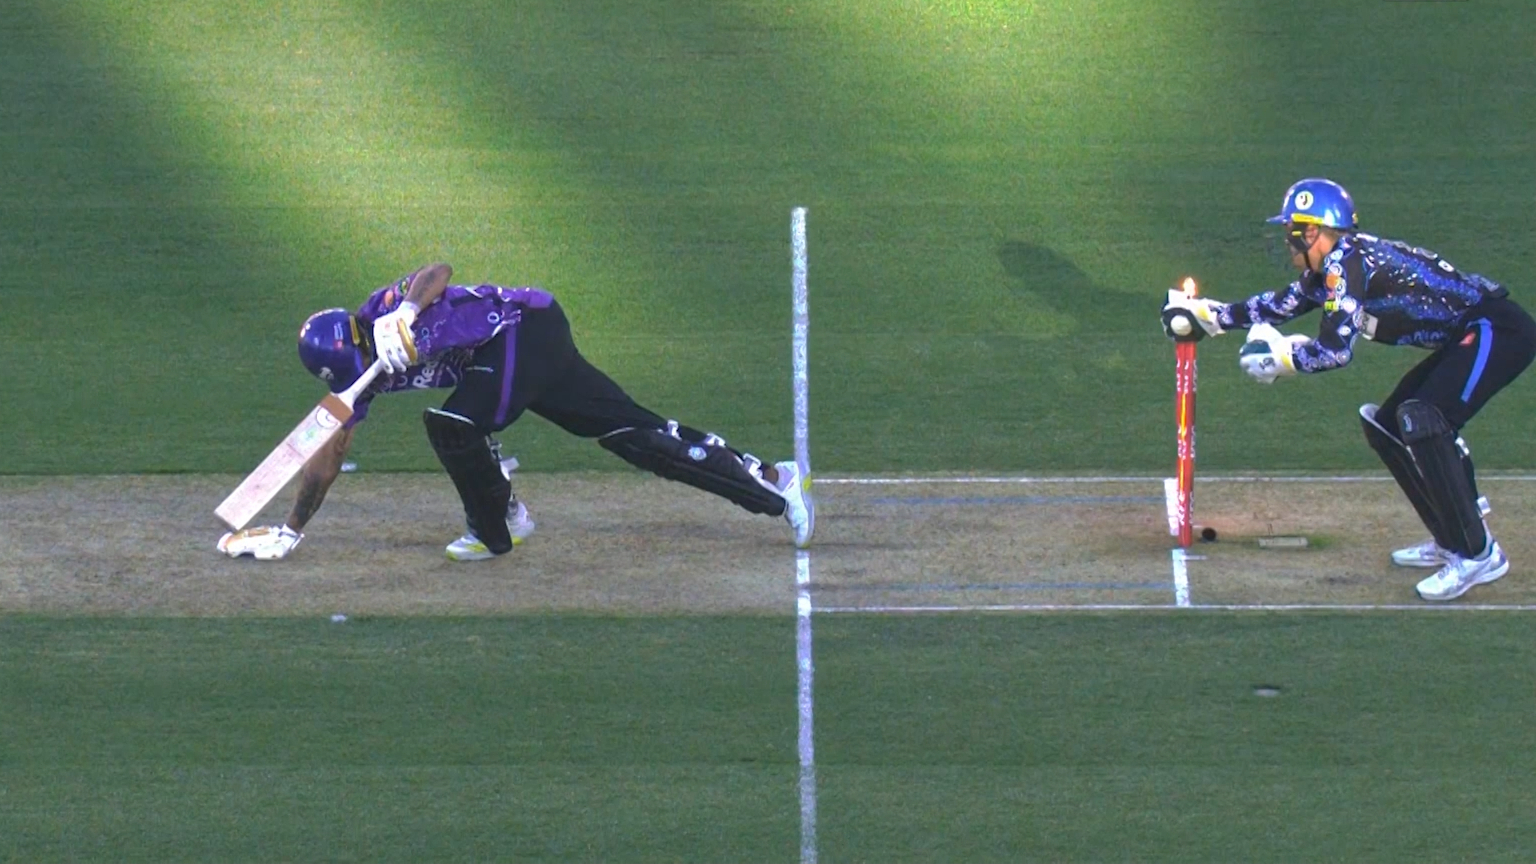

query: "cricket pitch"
xmin=3 ymin=473 xmax=1536 ymax=615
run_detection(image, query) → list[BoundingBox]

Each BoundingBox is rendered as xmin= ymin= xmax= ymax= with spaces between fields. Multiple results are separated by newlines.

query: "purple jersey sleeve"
xmin=341 ymin=277 xmax=555 ymax=427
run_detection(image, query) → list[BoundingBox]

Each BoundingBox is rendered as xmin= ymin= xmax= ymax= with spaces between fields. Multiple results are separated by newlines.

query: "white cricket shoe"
xmin=445 ymin=500 xmax=536 ymax=562
xmin=1415 ymin=541 xmax=1508 ymax=602
xmin=1391 ymin=497 xmax=1491 ymax=568
xmin=774 ymin=460 xmax=815 ymax=549
xmin=1391 ymin=539 xmax=1451 ymax=568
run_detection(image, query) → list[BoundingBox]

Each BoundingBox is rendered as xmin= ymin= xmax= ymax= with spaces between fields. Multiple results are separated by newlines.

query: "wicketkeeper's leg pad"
xmin=1361 ymin=403 xmax=1453 ymax=550
xmin=425 ymin=408 xmax=516 ymax=554
xmin=1396 ymin=400 xmax=1489 ymax=557
xmin=598 ymin=423 xmax=787 ymax=517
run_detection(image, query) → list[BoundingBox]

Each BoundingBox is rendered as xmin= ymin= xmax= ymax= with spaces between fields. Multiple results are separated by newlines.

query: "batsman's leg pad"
xmin=1396 ymin=400 xmax=1488 ymax=557
xmin=1361 ymin=404 xmax=1453 ymax=550
xmin=425 ymin=408 xmax=516 ymax=554
xmin=598 ymin=423 xmax=787 ymax=517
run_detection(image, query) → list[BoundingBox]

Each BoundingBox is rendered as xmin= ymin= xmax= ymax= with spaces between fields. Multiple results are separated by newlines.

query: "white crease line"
xmin=1171 ymin=549 xmax=1191 ymax=607
xmin=818 ymin=475 xmax=1536 ymax=485
xmin=814 ymin=603 xmax=1536 ymax=613
xmin=795 ymin=556 xmax=817 ymax=863
xmin=1163 ymin=477 xmax=1180 ymax=537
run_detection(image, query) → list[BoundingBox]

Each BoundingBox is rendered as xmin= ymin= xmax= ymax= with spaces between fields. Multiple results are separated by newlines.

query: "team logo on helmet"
xmin=1294 ymin=190 xmax=1314 ymax=211
xmin=299 ymin=307 xmax=367 ymax=390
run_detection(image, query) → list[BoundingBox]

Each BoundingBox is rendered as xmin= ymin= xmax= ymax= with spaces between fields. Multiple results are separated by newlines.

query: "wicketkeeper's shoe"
xmin=1391 ymin=539 xmax=1451 ymax=568
xmin=774 ymin=460 xmax=815 ymax=548
xmin=445 ymin=501 xmax=536 ymax=562
xmin=1391 ymin=497 xmax=1491 ymax=568
xmin=1415 ymin=540 xmax=1508 ymax=602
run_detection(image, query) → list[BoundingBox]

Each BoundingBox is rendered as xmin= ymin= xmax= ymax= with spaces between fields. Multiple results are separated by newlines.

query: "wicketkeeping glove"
xmin=217 ymin=525 xmax=303 ymax=560
xmin=372 ymin=301 xmax=420 ymax=373
xmin=1238 ymin=323 xmax=1312 ymax=384
xmin=1160 ymin=289 xmax=1227 ymax=339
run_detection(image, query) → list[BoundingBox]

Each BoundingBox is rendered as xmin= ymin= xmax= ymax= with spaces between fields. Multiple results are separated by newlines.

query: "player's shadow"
xmin=997 ymin=239 xmax=1123 ymax=334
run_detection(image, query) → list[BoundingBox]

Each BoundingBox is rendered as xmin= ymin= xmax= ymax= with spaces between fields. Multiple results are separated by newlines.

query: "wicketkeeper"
xmin=218 ymin=263 xmax=814 ymax=561
xmin=1160 ymin=179 xmax=1535 ymax=601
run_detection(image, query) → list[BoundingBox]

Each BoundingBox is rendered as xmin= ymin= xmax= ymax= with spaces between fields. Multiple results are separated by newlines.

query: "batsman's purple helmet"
xmin=297 ymin=308 xmax=368 ymax=390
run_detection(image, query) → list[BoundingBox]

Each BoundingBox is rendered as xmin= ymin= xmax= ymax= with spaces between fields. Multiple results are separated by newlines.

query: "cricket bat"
xmin=215 ymin=359 xmax=386 ymax=530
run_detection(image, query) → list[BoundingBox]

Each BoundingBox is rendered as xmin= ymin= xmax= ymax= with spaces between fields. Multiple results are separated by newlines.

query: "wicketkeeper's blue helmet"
xmin=297 ymin=308 xmax=368 ymax=390
xmin=1267 ymin=178 xmax=1358 ymax=230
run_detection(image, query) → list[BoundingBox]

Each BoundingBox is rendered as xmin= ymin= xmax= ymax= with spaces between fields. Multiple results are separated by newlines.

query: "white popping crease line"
xmin=1171 ymin=549 xmax=1191 ymax=608
xmin=814 ymin=603 xmax=1536 ymax=613
xmin=816 ymin=474 xmax=1536 ymax=484
xmin=795 ymin=552 xmax=817 ymax=864
xmin=789 ymin=207 xmax=817 ymax=864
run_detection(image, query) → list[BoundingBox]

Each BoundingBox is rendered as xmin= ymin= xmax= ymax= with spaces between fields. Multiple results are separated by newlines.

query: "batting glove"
xmin=1239 ymin=323 xmax=1311 ymax=384
xmin=373 ymin=301 xmax=420 ymax=373
xmin=217 ymin=524 xmax=304 ymax=560
xmin=1161 ymin=289 xmax=1226 ymax=339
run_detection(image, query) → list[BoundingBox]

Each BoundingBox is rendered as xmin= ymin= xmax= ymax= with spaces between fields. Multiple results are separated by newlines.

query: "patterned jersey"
xmin=345 ymin=276 xmax=554 ymax=424
xmin=1216 ymin=233 xmax=1508 ymax=373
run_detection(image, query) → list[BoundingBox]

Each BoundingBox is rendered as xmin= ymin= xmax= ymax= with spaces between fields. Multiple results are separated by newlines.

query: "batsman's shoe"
xmin=775 ymin=460 xmax=815 ymax=548
xmin=1416 ymin=541 xmax=1508 ymax=602
xmin=445 ymin=501 xmax=536 ymax=562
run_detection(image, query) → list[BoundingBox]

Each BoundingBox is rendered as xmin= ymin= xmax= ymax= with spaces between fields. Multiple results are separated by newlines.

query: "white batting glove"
xmin=1239 ymin=323 xmax=1311 ymax=384
xmin=372 ymin=301 xmax=420 ymax=373
xmin=217 ymin=525 xmax=303 ymax=560
xmin=1161 ymin=289 xmax=1226 ymax=338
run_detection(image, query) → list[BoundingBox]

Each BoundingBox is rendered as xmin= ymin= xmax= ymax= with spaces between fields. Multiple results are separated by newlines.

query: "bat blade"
xmin=214 ymin=394 xmax=353 ymax=531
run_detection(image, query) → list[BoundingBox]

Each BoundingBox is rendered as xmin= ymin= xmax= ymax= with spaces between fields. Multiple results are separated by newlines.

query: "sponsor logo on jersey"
xmin=1323 ymin=263 xmax=1346 ymax=310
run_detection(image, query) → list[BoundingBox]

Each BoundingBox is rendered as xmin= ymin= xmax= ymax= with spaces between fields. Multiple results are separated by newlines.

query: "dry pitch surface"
xmin=4 ymin=473 xmax=1536 ymax=615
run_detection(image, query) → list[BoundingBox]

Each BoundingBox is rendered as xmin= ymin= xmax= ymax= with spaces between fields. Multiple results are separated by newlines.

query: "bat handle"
xmin=339 ymin=359 xmax=387 ymax=406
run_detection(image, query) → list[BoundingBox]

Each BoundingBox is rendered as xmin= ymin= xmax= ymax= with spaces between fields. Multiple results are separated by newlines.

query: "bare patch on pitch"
xmin=806 ymin=481 xmax=1175 ymax=608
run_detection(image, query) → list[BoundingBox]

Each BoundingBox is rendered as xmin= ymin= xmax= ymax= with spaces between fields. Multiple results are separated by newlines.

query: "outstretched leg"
xmin=517 ymin=303 xmax=814 ymax=544
xmin=597 ymin=422 xmax=788 ymax=517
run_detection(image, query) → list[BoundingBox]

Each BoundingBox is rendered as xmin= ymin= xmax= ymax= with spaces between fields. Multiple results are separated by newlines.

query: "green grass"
xmin=4 ymin=0 xmax=1535 ymax=474
xmin=5 ymin=614 xmax=1535 ymax=863
xmin=817 ymin=613 xmax=1536 ymax=863
xmin=0 ymin=617 xmax=798 ymax=863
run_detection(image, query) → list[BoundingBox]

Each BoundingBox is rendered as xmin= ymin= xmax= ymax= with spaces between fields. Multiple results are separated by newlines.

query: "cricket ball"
xmin=1170 ymin=315 xmax=1194 ymax=337
xmin=1200 ymin=526 xmax=1218 ymax=542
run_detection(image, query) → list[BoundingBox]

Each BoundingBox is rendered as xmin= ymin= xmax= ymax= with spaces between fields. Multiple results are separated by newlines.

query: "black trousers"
xmin=1374 ymin=296 xmax=1536 ymax=438
xmin=439 ymin=300 xmax=678 ymax=439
